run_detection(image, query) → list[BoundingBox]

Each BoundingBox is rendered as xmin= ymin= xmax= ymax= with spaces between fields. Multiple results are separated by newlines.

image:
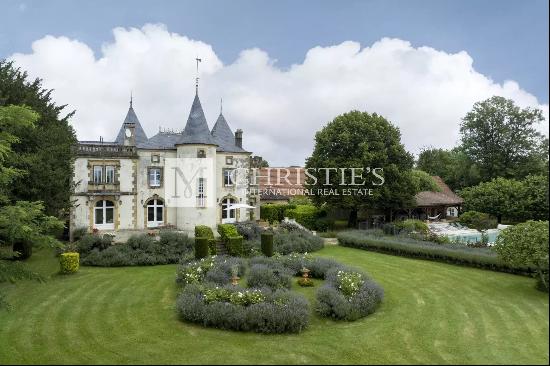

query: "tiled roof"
xmin=178 ymin=93 xmax=216 ymax=145
xmin=414 ymin=176 xmax=463 ymax=207
xmin=211 ymin=113 xmax=247 ymax=153
xmin=114 ymin=104 xmax=148 ymax=144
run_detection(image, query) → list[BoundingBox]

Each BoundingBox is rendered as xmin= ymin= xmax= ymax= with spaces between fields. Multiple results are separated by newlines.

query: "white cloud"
xmin=9 ymin=23 xmax=549 ymax=166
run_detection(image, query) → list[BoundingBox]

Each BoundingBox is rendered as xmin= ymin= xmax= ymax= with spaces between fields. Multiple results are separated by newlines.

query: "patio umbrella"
xmin=224 ymin=203 xmax=256 ymax=210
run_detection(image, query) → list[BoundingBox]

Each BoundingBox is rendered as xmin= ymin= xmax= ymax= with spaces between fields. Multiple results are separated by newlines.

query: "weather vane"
xmin=195 ymin=57 xmax=202 ymax=92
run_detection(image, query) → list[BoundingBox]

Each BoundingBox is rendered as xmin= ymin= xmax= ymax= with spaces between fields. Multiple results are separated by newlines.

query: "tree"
xmin=494 ymin=221 xmax=549 ymax=292
xmin=460 ymin=177 xmax=525 ymax=223
xmin=521 ymin=175 xmax=549 ymax=221
xmin=416 ymin=147 xmax=481 ymax=190
xmin=305 ymin=110 xmax=416 ymax=227
xmin=0 ymin=105 xmax=39 ymax=204
xmin=460 ymin=96 xmax=547 ymax=182
xmin=0 ymin=201 xmax=64 ymax=259
xmin=461 ymin=176 xmax=549 ymax=223
xmin=409 ymin=169 xmax=440 ymax=193
xmin=0 ymin=60 xmax=77 ymax=216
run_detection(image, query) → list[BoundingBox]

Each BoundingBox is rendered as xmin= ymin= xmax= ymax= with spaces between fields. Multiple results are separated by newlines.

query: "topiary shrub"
xmin=59 ymin=252 xmax=79 ymax=274
xmin=261 ymin=232 xmax=274 ymax=257
xmin=227 ymin=236 xmax=244 ymax=257
xmin=217 ymin=224 xmax=239 ymax=242
xmin=195 ymin=225 xmax=217 ymax=255
xmin=195 ymin=237 xmax=209 ymax=259
xmin=260 ymin=204 xmax=296 ymax=224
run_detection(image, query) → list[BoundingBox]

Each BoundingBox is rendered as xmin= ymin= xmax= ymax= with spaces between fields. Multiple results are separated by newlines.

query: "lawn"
xmin=0 ymin=246 xmax=548 ymax=364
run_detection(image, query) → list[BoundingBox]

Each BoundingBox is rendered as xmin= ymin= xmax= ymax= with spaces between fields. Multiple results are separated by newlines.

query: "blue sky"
xmin=1 ymin=0 xmax=548 ymax=165
xmin=2 ymin=0 xmax=548 ymax=102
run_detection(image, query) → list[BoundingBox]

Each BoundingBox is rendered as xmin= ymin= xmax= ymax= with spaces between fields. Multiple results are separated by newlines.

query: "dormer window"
xmin=197 ymin=149 xmax=206 ymax=158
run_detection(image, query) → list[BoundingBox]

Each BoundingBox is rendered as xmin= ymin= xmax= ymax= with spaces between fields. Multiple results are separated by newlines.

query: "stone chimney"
xmin=235 ymin=129 xmax=243 ymax=148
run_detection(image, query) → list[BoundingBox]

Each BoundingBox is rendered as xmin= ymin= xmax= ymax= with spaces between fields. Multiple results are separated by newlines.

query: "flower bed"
xmin=175 ymin=252 xmax=384 ymax=332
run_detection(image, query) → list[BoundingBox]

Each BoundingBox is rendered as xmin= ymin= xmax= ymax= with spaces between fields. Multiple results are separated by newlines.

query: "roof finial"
xmin=130 ymin=91 xmax=133 ymax=108
xmin=220 ymin=97 xmax=223 ymax=115
xmin=195 ymin=57 xmax=202 ymax=93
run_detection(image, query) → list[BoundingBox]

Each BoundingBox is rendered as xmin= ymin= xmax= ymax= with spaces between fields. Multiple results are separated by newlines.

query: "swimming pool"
xmin=428 ymin=223 xmax=501 ymax=244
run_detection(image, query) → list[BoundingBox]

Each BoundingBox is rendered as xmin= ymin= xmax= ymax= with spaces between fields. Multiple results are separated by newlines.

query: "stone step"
xmin=216 ymin=242 xmax=228 ymax=255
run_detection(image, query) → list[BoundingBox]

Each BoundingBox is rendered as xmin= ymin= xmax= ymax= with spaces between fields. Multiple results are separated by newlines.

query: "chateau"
xmin=70 ymin=88 xmax=258 ymax=235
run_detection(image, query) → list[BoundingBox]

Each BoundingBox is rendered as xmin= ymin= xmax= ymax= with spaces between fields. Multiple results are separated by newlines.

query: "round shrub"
xmin=261 ymin=232 xmax=274 ymax=257
xmin=194 ymin=237 xmax=209 ymax=259
xmin=316 ymin=280 xmax=384 ymax=321
xmin=176 ymin=284 xmax=309 ymax=334
xmin=59 ymin=252 xmax=79 ymax=274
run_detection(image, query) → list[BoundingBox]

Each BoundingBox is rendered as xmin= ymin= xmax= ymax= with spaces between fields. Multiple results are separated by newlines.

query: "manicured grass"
xmin=0 ymin=246 xmax=548 ymax=364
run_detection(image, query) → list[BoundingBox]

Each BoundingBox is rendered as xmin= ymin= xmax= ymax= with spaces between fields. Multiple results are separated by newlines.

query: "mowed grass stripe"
xmin=0 ymin=246 xmax=548 ymax=365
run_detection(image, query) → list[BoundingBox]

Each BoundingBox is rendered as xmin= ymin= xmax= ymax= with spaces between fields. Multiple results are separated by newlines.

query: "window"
xmin=197 ymin=178 xmax=206 ymax=207
xmin=197 ymin=149 xmax=206 ymax=158
xmin=151 ymin=154 xmax=160 ymax=163
xmin=93 ymin=166 xmax=103 ymax=183
xmin=94 ymin=200 xmax=114 ymax=229
xmin=149 ymin=168 xmax=162 ymax=188
xmin=105 ymin=166 xmax=115 ymax=184
xmin=225 ymin=156 xmax=233 ymax=165
xmin=147 ymin=199 xmax=164 ymax=227
xmin=221 ymin=198 xmax=236 ymax=222
xmin=223 ymin=169 xmax=234 ymax=186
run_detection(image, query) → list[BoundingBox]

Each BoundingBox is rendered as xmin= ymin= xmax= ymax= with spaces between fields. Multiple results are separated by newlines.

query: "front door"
xmin=147 ymin=199 xmax=164 ymax=227
xmin=94 ymin=200 xmax=115 ymax=230
xmin=221 ymin=198 xmax=236 ymax=224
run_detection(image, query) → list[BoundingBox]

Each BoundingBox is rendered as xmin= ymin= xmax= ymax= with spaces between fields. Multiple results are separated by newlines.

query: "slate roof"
xmin=177 ymin=93 xmax=216 ymax=145
xmin=211 ymin=113 xmax=247 ymax=153
xmin=414 ymin=176 xmax=464 ymax=207
xmin=139 ymin=132 xmax=182 ymax=149
xmin=114 ymin=103 xmax=149 ymax=144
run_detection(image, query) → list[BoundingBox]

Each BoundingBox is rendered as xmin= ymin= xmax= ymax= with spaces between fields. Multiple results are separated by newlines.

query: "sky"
xmin=1 ymin=0 xmax=548 ymax=166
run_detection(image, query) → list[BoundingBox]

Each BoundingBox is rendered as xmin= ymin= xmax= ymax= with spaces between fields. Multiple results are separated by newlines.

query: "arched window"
xmin=94 ymin=200 xmax=115 ymax=230
xmin=221 ymin=197 xmax=236 ymax=224
xmin=147 ymin=198 xmax=164 ymax=227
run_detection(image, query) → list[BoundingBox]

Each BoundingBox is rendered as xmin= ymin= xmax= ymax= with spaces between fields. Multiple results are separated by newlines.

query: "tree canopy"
xmin=460 ymin=96 xmax=548 ymax=182
xmin=0 ymin=60 xmax=77 ymax=216
xmin=305 ymin=110 xmax=415 ymax=226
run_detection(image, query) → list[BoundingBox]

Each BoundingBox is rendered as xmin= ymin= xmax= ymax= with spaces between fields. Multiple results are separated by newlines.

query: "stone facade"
xmin=70 ymin=91 xmax=258 ymax=235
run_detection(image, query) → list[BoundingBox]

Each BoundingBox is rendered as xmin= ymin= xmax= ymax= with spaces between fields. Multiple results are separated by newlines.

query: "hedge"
xmin=217 ymin=224 xmax=239 ymax=242
xmin=195 ymin=237 xmax=210 ymax=259
xmin=260 ymin=204 xmax=296 ymax=224
xmin=227 ymin=236 xmax=244 ymax=257
xmin=59 ymin=252 xmax=79 ymax=274
xmin=195 ymin=225 xmax=217 ymax=255
xmin=285 ymin=205 xmax=327 ymax=231
xmin=337 ymin=230 xmax=531 ymax=274
xmin=79 ymin=232 xmax=194 ymax=267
